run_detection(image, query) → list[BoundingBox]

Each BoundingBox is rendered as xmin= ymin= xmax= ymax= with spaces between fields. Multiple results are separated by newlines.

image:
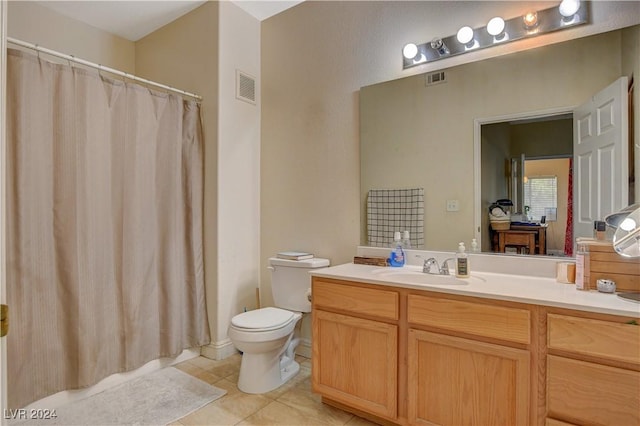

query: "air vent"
xmin=236 ymin=70 xmax=256 ymax=105
xmin=425 ymin=71 xmax=446 ymax=86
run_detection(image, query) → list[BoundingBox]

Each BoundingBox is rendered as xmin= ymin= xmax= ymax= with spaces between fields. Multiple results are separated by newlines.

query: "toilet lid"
xmin=231 ymin=307 xmax=295 ymax=331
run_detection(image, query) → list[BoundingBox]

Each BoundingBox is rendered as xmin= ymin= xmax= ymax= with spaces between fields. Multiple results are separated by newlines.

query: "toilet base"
xmin=237 ymin=351 xmax=301 ymax=394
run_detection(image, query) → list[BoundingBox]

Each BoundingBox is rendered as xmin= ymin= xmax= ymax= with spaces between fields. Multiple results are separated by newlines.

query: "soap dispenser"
xmin=455 ymin=242 xmax=469 ymax=278
xmin=388 ymin=231 xmax=406 ymax=267
xmin=471 ymin=238 xmax=479 ymax=253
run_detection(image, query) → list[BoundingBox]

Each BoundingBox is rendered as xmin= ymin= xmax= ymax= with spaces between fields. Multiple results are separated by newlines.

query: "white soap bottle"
xmin=456 ymin=242 xmax=470 ymax=278
xmin=471 ymin=238 xmax=479 ymax=253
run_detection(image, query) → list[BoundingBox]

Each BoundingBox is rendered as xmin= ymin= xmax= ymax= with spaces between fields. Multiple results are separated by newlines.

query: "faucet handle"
xmin=440 ymin=258 xmax=456 ymax=275
xmin=422 ymin=257 xmax=439 ymax=273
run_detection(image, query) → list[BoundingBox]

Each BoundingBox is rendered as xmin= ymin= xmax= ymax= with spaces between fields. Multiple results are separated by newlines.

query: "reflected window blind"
xmin=524 ymin=176 xmax=557 ymax=221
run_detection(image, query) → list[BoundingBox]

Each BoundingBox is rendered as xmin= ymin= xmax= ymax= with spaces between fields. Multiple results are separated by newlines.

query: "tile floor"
xmin=172 ymin=354 xmax=379 ymax=426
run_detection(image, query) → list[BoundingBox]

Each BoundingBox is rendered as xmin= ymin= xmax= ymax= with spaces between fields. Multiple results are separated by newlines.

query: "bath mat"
xmin=11 ymin=367 xmax=226 ymax=425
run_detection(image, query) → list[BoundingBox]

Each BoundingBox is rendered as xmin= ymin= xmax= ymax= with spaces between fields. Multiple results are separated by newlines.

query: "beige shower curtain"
xmin=5 ymin=49 xmax=211 ymax=409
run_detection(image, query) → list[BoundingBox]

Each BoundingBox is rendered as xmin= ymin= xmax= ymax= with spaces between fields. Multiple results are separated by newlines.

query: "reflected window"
xmin=524 ymin=176 xmax=557 ymax=221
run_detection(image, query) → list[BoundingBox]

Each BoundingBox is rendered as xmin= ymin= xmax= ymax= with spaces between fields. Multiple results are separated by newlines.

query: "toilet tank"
xmin=269 ymin=257 xmax=330 ymax=312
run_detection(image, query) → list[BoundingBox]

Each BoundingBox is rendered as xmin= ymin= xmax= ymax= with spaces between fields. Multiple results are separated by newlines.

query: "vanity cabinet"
xmin=311 ymin=278 xmax=400 ymax=420
xmin=311 ymin=275 xmax=640 ymax=426
xmin=407 ymin=294 xmax=531 ymax=425
xmin=545 ymin=311 xmax=640 ymax=426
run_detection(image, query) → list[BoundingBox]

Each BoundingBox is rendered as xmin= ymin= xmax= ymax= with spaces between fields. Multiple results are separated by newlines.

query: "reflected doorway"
xmin=480 ymin=114 xmax=573 ymax=255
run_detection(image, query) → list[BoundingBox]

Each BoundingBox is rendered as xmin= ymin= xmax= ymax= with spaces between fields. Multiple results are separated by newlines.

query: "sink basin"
xmin=618 ymin=292 xmax=640 ymax=303
xmin=371 ymin=266 xmax=484 ymax=286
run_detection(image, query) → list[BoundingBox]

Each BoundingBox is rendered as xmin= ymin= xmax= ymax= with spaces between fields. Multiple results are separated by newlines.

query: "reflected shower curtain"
xmin=6 ymin=49 xmax=211 ymax=408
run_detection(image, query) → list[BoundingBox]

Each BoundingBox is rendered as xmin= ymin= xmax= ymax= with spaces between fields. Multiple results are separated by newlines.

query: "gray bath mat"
xmin=11 ymin=367 xmax=226 ymax=425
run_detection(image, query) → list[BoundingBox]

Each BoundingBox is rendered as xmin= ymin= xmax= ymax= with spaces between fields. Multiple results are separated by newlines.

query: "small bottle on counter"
xmin=594 ymin=221 xmax=606 ymax=240
xmin=402 ymin=230 xmax=412 ymax=249
xmin=575 ymin=241 xmax=590 ymax=291
xmin=455 ymin=242 xmax=470 ymax=278
xmin=471 ymin=238 xmax=479 ymax=253
xmin=388 ymin=231 xmax=406 ymax=267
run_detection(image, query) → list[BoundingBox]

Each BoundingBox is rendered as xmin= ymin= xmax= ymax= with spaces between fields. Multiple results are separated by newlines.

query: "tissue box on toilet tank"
xmin=579 ymin=239 xmax=640 ymax=292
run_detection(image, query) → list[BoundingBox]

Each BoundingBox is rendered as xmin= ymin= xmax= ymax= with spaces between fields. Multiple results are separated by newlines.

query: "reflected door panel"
xmin=573 ymin=77 xmax=629 ymax=242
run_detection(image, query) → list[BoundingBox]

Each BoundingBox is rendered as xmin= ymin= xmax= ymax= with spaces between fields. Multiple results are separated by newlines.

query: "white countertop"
xmin=310 ymin=262 xmax=640 ymax=318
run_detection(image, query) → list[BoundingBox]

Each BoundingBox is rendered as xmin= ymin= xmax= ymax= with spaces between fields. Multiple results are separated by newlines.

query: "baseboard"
xmin=201 ymin=338 xmax=238 ymax=360
xmin=296 ymin=337 xmax=312 ymax=358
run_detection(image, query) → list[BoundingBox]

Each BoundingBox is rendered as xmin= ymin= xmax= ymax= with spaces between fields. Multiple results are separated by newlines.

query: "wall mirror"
xmin=360 ymin=25 xmax=638 ymax=256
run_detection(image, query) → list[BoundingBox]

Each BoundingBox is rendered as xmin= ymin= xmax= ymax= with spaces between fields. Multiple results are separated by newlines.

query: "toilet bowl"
xmin=228 ymin=307 xmax=302 ymax=394
xmin=228 ymin=256 xmax=330 ymax=394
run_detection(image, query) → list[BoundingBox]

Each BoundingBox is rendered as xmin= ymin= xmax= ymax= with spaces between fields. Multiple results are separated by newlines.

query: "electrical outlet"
xmin=446 ymin=199 xmax=460 ymax=212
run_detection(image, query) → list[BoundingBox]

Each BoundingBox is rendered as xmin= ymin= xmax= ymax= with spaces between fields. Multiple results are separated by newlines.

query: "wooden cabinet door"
xmin=312 ymin=309 xmax=398 ymax=419
xmin=408 ymin=329 xmax=530 ymax=426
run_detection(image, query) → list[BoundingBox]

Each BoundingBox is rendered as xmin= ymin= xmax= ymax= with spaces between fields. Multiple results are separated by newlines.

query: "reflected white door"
xmin=573 ymin=76 xmax=629 ymax=241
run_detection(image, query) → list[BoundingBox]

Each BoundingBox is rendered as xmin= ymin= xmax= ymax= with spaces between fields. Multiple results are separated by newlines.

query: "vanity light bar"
xmin=402 ymin=2 xmax=588 ymax=69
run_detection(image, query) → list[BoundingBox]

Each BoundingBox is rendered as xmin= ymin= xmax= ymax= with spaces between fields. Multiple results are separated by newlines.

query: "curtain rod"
xmin=7 ymin=37 xmax=202 ymax=101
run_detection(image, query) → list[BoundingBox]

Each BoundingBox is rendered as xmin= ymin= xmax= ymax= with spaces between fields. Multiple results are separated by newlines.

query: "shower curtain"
xmin=5 ymin=49 xmax=211 ymax=409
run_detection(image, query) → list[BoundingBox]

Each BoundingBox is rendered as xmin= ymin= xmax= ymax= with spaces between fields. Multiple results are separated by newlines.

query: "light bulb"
xmin=402 ymin=43 xmax=418 ymax=59
xmin=523 ymin=11 xmax=538 ymax=29
xmin=620 ymin=217 xmax=637 ymax=232
xmin=456 ymin=26 xmax=474 ymax=45
xmin=559 ymin=0 xmax=580 ymax=17
xmin=487 ymin=17 xmax=505 ymax=37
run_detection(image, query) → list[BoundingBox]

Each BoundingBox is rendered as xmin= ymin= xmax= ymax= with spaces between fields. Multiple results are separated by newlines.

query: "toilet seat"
xmin=231 ymin=307 xmax=296 ymax=332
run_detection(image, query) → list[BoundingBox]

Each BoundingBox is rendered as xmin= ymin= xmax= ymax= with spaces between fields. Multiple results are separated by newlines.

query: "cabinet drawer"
xmin=548 ymin=314 xmax=640 ymax=365
xmin=408 ymin=294 xmax=530 ymax=344
xmin=312 ymin=279 xmax=399 ymax=321
xmin=547 ymin=355 xmax=640 ymax=426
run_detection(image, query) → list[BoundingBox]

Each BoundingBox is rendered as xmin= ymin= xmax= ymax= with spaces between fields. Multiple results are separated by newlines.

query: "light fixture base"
xmin=403 ymin=3 xmax=588 ymax=69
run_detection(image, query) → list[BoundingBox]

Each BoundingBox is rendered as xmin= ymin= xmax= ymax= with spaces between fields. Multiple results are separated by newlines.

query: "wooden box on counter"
xmin=579 ymin=239 xmax=640 ymax=292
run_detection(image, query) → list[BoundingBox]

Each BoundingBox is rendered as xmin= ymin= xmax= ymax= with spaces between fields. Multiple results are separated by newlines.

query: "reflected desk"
xmin=491 ymin=225 xmax=547 ymax=255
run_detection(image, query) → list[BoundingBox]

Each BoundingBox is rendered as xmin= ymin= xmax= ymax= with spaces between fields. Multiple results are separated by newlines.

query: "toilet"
xmin=228 ymin=256 xmax=330 ymax=394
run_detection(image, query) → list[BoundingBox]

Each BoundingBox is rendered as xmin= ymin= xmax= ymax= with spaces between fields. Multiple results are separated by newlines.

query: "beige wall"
xmin=216 ymin=1 xmax=261 ymax=350
xmin=7 ymin=1 xmax=135 ymax=73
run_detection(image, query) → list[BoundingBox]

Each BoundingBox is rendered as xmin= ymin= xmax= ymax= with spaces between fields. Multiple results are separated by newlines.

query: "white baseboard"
xmin=201 ymin=339 xmax=238 ymax=361
xmin=23 ymin=348 xmax=200 ymax=410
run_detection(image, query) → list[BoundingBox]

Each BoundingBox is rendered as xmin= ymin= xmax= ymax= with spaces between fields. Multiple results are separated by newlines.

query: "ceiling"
xmin=35 ymin=1 xmax=304 ymax=42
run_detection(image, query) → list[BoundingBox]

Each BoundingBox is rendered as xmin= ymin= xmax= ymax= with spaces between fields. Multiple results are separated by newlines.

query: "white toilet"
xmin=228 ymin=256 xmax=330 ymax=394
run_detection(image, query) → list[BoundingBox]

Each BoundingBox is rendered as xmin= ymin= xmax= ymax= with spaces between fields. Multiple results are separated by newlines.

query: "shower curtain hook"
xmin=35 ymin=44 xmax=40 ymax=59
xmin=68 ymin=54 xmax=74 ymax=70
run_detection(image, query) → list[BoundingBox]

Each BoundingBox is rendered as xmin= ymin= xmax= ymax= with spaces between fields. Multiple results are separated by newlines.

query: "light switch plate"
xmin=446 ymin=199 xmax=460 ymax=212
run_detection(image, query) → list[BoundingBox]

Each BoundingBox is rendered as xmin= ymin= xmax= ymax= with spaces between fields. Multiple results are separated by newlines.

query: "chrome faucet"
xmin=422 ymin=257 xmax=440 ymax=274
xmin=440 ymin=258 xmax=456 ymax=275
xmin=416 ymin=255 xmax=453 ymax=275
